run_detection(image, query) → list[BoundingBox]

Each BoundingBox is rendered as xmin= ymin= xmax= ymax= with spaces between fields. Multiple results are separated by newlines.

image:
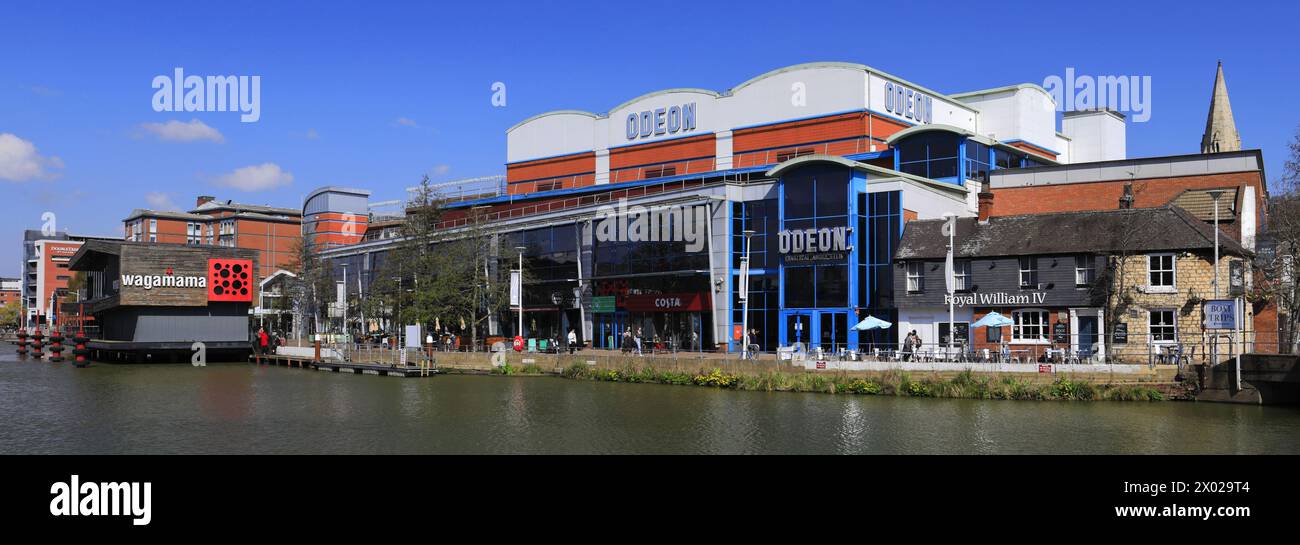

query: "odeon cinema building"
xmin=319 ymin=62 xmax=1267 ymax=353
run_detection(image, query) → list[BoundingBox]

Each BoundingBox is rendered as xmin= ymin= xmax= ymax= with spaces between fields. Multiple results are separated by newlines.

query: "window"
xmin=939 ymin=321 xmax=969 ymax=347
xmin=1011 ymin=309 xmax=1050 ymax=342
xmin=897 ymin=133 xmax=961 ymax=179
xmin=1148 ymin=254 xmax=1175 ymax=290
xmin=643 ymin=165 xmax=677 ymax=179
xmin=953 ymin=260 xmax=971 ymax=291
xmin=1075 ymin=255 xmax=1095 ymax=286
xmin=1019 ymin=257 xmax=1038 ymax=288
xmin=775 ymin=147 xmax=814 ymax=163
xmin=906 ymin=262 xmax=925 ymax=293
xmin=965 ymin=140 xmax=990 ymax=183
xmin=1149 ymin=310 xmax=1176 ymax=342
xmin=149 ymin=219 xmax=157 ymax=233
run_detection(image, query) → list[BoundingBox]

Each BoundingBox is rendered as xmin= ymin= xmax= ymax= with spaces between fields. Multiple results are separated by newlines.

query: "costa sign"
xmin=625 ymin=102 xmax=697 ymax=141
xmin=624 ymin=293 xmax=708 ymax=312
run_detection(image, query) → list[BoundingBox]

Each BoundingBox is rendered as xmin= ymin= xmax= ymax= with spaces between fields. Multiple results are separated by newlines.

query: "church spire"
xmin=1200 ymin=61 xmax=1241 ymax=154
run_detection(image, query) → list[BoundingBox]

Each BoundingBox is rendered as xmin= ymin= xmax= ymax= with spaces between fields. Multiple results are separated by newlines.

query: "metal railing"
xmin=433 ymin=177 xmax=715 ymax=230
xmin=730 ymin=136 xmax=881 ymax=169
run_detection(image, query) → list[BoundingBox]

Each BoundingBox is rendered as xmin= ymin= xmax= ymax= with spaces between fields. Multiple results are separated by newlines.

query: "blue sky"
xmin=2 ymin=0 xmax=1298 ymax=276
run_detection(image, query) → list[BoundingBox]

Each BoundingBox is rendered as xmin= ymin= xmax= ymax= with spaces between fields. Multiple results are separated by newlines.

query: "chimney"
xmin=1119 ymin=183 xmax=1134 ymax=209
xmin=977 ymin=191 xmax=994 ymax=223
xmin=196 ymin=195 xmax=215 ymax=207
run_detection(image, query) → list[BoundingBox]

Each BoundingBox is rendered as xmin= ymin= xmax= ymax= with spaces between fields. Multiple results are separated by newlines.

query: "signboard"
xmin=815 ymin=361 xmax=827 ymax=370
xmin=778 ymin=226 xmax=849 ymax=264
xmin=1053 ymin=322 xmax=1068 ymax=344
xmin=208 ymin=259 xmax=254 ymax=302
xmin=1112 ymin=323 xmax=1128 ymax=345
xmin=591 ymin=296 xmax=616 ymax=313
xmin=1038 ymin=364 xmax=1053 ymax=374
xmin=946 ymin=292 xmax=1047 ymax=307
xmin=1203 ymin=299 xmax=1237 ymax=330
xmin=625 ymin=102 xmax=697 ymax=141
xmin=1229 ymin=261 xmax=1245 ymax=296
xmin=509 ymin=270 xmax=521 ymax=307
xmin=733 ymin=325 xmax=743 ymax=341
xmin=623 ymin=293 xmax=708 ymax=312
xmin=405 ymin=325 xmax=422 ymax=348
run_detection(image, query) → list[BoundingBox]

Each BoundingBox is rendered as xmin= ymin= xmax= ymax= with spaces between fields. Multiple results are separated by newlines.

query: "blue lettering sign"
xmin=625 ymin=102 xmax=698 ymax=141
xmin=1203 ymin=299 xmax=1237 ymax=330
xmin=884 ymin=81 xmax=932 ymax=124
xmin=639 ymin=111 xmax=653 ymax=138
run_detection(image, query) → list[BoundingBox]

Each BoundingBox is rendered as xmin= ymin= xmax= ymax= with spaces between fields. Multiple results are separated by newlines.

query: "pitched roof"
xmin=191 ymin=200 xmax=300 ymax=216
xmin=895 ymin=206 xmax=1249 ymax=260
xmin=1170 ymin=187 xmax=1237 ymax=222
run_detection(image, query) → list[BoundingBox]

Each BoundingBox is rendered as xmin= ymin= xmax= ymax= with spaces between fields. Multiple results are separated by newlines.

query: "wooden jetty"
xmin=251 ymin=353 xmax=440 ymax=378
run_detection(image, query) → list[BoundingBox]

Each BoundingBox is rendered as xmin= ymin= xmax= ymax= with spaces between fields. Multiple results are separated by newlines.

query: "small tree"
xmin=1250 ymin=125 xmax=1300 ymax=352
xmin=0 ymin=300 xmax=20 ymax=328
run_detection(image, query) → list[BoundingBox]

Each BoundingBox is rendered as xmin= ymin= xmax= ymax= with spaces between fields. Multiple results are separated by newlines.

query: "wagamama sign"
xmin=121 ymin=268 xmax=207 ymax=290
xmin=594 ymin=199 xmax=708 ymax=252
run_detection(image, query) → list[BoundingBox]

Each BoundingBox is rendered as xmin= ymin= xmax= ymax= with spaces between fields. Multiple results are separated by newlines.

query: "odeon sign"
xmin=625 ymin=102 xmax=697 ymax=141
xmin=778 ymin=226 xmax=850 ymax=254
xmin=883 ymin=82 xmax=932 ymax=124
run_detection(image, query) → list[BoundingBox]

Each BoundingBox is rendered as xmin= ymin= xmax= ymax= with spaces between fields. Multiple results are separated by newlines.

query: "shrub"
xmin=844 ymin=378 xmax=882 ymax=395
xmin=692 ymin=368 xmax=739 ymax=388
xmin=905 ymin=380 xmax=932 ymax=397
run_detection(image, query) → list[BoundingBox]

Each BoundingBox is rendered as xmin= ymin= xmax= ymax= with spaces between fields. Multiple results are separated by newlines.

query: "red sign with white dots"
xmin=208 ymin=259 xmax=254 ymax=302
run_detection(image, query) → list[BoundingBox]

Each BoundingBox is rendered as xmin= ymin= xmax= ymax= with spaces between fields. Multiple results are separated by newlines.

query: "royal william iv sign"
xmin=778 ymin=226 xmax=849 ymax=263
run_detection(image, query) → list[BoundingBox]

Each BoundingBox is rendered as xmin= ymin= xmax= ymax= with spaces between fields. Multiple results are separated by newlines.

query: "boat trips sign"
xmin=1203 ymin=299 xmax=1237 ymax=330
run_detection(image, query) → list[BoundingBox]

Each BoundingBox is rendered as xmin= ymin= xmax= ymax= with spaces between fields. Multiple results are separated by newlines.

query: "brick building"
xmin=894 ymin=206 xmax=1251 ymax=364
xmin=123 ymin=196 xmax=302 ymax=281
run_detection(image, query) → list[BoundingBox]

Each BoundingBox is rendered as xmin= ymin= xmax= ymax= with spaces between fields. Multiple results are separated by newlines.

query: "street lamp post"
xmin=1207 ymin=190 xmax=1225 ymax=298
xmin=392 ymin=275 xmax=402 ymax=346
xmin=340 ymin=262 xmax=348 ymax=339
xmin=515 ymin=245 xmax=527 ymax=340
xmin=739 ymin=229 xmax=755 ymax=360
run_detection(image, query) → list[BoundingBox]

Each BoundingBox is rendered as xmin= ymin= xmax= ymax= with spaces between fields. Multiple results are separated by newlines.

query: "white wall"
xmin=1061 ymin=110 xmax=1126 ymax=163
xmin=954 ymin=86 xmax=1059 ymax=154
xmin=507 ymin=63 xmax=982 ymax=164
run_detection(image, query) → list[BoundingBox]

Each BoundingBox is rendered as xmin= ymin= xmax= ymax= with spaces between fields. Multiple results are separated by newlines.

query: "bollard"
xmin=30 ymin=330 xmax=44 ymax=360
xmin=15 ymin=330 xmax=27 ymax=357
xmin=48 ymin=331 xmax=65 ymax=363
xmin=314 ymin=339 xmax=321 ymax=362
xmin=72 ymin=335 xmax=89 ymax=367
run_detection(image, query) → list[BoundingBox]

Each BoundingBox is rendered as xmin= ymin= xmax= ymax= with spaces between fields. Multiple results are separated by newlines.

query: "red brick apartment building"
xmin=123 ymin=196 xmax=302 ymax=280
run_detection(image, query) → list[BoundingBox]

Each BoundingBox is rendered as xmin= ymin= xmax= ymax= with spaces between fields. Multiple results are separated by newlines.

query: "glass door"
xmin=819 ymin=312 xmax=848 ymax=353
xmin=785 ymin=313 xmax=812 ymax=348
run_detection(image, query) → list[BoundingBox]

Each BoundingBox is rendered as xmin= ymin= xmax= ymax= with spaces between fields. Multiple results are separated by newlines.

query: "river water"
xmin=1 ymin=346 xmax=1297 ymax=454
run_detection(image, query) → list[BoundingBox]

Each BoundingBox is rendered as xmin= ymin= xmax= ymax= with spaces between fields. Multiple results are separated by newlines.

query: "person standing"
xmin=567 ymin=328 xmax=578 ymax=354
xmin=634 ymin=326 xmax=643 ymax=356
xmin=621 ymin=327 xmax=633 ymax=354
xmin=901 ymin=331 xmax=915 ymax=361
xmin=257 ymin=327 xmax=269 ymax=356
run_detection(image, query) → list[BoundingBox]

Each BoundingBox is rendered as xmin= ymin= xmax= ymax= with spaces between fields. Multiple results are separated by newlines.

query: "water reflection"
xmin=1 ymin=347 xmax=1298 ymax=454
